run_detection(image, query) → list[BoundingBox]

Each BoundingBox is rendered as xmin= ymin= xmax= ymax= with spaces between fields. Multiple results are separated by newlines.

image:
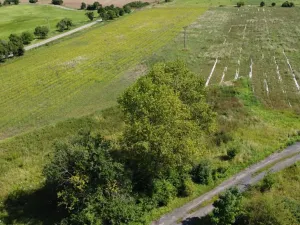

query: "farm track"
xmin=152 ymin=143 xmax=300 ymax=225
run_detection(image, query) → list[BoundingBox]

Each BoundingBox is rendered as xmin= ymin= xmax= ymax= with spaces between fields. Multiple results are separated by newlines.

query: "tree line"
xmin=237 ymin=1 xmax=295 ymax=7
xmin=0 ymin=0 xmax=19 ymax=6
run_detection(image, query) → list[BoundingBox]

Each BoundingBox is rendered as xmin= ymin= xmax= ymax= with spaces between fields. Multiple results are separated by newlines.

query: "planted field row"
xmin=0 ymin=7 xmax=206 ymax=139
xmin=152 ymin=6 xmax=300 ymax=112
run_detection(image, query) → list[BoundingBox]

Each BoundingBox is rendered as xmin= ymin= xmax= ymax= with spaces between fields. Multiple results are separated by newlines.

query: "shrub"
xmin=179 ymin=178 xmax=194 ymax=197
xmin=107 ymin=10 xmax=117 ymax=20
xmin=124 ymin=1 xmax=149 ymax=8
xmin=282 ymin=1 xmax=295 ymax=7
xmin=271 ymin=2 xmax=276 ymax=6
xmin=165 ymin=0 xmax=173 ymax=2
xmin=52 ymin=0 xmax=63 ymax=5
xmin=260 ymin=1 xmax=265 ymax=7
xmin=8 ymin=34 xmax=24 ymax=56
xmin=85 ymin=11 xmax=94 ymax=21
xmin=119 ymin=8 xmax=125 ymax=16
xmin=80 ymin=2 xmax=86 ymax=9
xmin=227 ymin=146 xmax=239 ymax=160
xmin=29 ymin=0 xmax=38 ymax=3
xmin=34 ymin=26 xmax=49 ymax=39
xmin=236 ymin=1 xmax=244 ymax=7
xmin=56 ymin=18 xmax=73 ymax=32
xmin=192 ymin=160 xmax=213 ymax=185
xmin=260 ymin=173 xmax=275 ymax=192
xmin=123 ymin=5 xmax=131 ymax=13
xmin=214 ymin=131 xmax=233 ymax=146
xmin=20 ymin=31 xmax=34 ymax=45
xmin=0 ymin=40 xmax=9 ymax=62
xmin=152 ymin=179 xmax=176 ymax=206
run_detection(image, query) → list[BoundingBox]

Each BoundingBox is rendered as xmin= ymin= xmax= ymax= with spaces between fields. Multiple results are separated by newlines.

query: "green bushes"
xmin=34 ymin=26 xmax=49 ymax=39
xmin=97 ymin=4 xmax=131 ymax=21
xmin=236 ymin=1 xmax=244 ymax=7
xmin=80 ymin=2 xmax=86 ymax=9
xmin=192 ymin=160 xmax=213 ymax=185
xmin=29 ymin=0 xmax=38 ymax=3
xmin=0 ymin=33 xmax=28 ymax=62
xmin=259 ymin=173 xmax=275 ymax=192
xmin=56 ymin=18 xmax=73 ymax=32
xmin=85 ymin=11 xmax=94 ymax=21
xmin=282 ymin=1 xmax=295 ymax=7
xmin=123 ymin=1 xmax=150 ymax=8
xmin=271 ymin=2 xmax=276 ymax=6
xmin=260 ymin=1 xmax=265 ymax=7
xmin=227 ymin=146 xmax=239 ymax=160
xmin=20 ymin=31 xmax=34 ymax=45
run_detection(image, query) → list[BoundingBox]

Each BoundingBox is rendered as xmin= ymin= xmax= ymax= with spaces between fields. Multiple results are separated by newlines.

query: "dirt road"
xmin=152 ymin=142 xmax=300 ymax=225
xmin=25 ymin=19 xmax=102 ymax=51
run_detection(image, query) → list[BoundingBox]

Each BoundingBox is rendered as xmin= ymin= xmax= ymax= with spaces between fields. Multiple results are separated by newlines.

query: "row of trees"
xmin=0 ymin=0 xmax=19 ymax=6
xmin=84 ymin=3 xmax=132 ymax=21
xmin=43 ymin=61 xmax=218 ymax=224
xmin=237 ymin=1 xmax=295 ymax=7
xmin=0 ymin=26 xmax=49 ymax=62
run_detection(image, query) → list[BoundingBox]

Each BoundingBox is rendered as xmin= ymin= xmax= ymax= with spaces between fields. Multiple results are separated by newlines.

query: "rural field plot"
xmin=0 ymin=4 xmax=88 ymax=40
xmin=151 ymin=6 xmax=300 ymax=112
xmin=0 ymin=7 xmax=206 ymax=139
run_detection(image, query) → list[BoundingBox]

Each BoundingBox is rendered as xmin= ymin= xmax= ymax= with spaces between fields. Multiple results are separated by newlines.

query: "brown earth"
xmin=21 ymin=0 xmax=155 ymax=9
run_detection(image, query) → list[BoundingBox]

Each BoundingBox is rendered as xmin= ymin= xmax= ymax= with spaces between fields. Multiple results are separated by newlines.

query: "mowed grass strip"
xmin=0 ymin=4 xmax=88 ymax=40
xmin=0 ymin=7 xmax=207 ymax=139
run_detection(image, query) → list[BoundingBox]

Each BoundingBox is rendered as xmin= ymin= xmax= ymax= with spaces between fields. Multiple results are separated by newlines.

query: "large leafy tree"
xmin=118 ymin=61 xmax=216 ymax=192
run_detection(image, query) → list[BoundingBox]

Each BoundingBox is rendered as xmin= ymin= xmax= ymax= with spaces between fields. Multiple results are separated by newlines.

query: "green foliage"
xmin=123 ymin=5 xmax=131 ymax=14
xmin=211 ymin=188 xmax=242 ymax=225
xmin=0 ymin=40 xmax=9 ymax=62
xmin=8 ymin=33 xmax=24 ymax=56
xmin=56 ymin=18 xmax=73 ymax=32
xmin=34 ymin=26 xmax=49 ymax=39
xmin=124 ymin=1 xmax=150 ymax=8
xmin=80 ymin=2 xmax=86 ymax=9
xmin=259 ymin=173 xmax=275 ymax=192
xmin=227 ymin=146 xmax=239 ymax=160
xmin=271 ymin=2 xmax=276 ymax=6
xmin=52 ymin=0 xmax=63 ymax=5
xmin=20 ymin=31 xmax=34 ymax=45
xmin=214 ymin=131 xmax=233 ymax=146
xmin=236 ymin=1 xmax=244 ymax=7
xmin=85 ymin=11 xmax=94 ymax=21
xmin=107 ymin=10 xmax=117 ymax=20
xmin=119 ymin=61 xmax=216 ymax=192
xmin=152 ymin=179 xmax=177 ymax=206
xmin=282 ymin=1 xmax=295 ymax=7
xmin=29 ymin=0 xmax=38 ymax=3
xmin=192 ymin=160 xmax=213 ymax=185
xmin=44 ymin=131 xmax=143 ymax=224
xmin=260 ymin=1 xmax=265 ymax=6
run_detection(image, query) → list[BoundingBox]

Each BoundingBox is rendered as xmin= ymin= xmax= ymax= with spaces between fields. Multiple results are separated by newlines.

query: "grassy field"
xmin=150 ymin=6 xmax=300 ymax=112
xmin=0 ymin=7 xmax=206 ymax=139
xmin=0 ymin=4 xmax=89 ymax=40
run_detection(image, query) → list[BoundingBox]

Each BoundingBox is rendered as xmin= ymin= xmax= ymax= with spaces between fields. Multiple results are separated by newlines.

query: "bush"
xmin=214 ymin=131 xmax=233 ymax=146
xmin=282 ymin=1 xmax=295 ymax=7
xmin=124 ymin=1 xmax=149 ymax=8
xmin=80 ymin=2 xmax=86 ymax=9
xmin=192 ymin=160 xmax=213 ymax=185
xmin=123 ymin=5 xmax=131 ymax=13
xmin=236 ymin=1 xmax=244 ymax=7
xmin=34 ymin=26 xmax=49 ymax=39
xmin=20 ymin=31 xmax=34 ymax=45
xmin=271 ymin=2 xmax=276 ymax=6
xmin=260 ymin=173 xmax=275 ymax=192
xmin=152 ymin=179 xmax=176 ymax=206
xmin=52 ymin=0 xmax=63 ymax=5
xmin=179 ymin=178 xmax=194 ymax=197
xmin=56 ymin=18 xmax=73 ymax=32
xmin=227 ymin=146 xmax=239 ymax=160
xmin=260 ymin=1 xmax=265 ymax=7
xmin=85 ymin=11 xmax=94 ymax=21
xmin=107 ymin=10 xmax=117 ymax=20
xmin=8 ymin=34 xmax=24 ymax=56
xmin=29 ymin=0 xmax=38 ymax=3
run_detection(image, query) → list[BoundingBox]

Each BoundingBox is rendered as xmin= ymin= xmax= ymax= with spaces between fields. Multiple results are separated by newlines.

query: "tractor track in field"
xmin=152 ymin=142 xmax=300 ymax=225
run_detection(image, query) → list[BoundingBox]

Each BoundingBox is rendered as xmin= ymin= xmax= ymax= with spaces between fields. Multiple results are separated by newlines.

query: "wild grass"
xmin=0 ymin=4 xmax=89 ymax=40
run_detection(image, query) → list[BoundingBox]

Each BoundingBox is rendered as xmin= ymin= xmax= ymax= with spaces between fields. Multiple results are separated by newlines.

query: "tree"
xmin=80 ymin=2 xmax=86 ymax=9
xmin=260 ymin=1 xmax=265 ymax=7
xmin=56 ymin=18 xmax=73 ymax=32
xmin=99 ymin=11 xmax=109 ymax=21
xmin=192 ymin=160 xmax=213 ymax=185
xmin=107 ymin=10 xmax=117 ymax=20
xmin=271 ymin=2 xmax=276 ymax=6
xmin=118 ymin=61 xmax=216 ymax=193
xmin=236 ymin=1 xmax=244 ymax=7
xmin=123 ymin=5 xmax=131 ymax=13
xmin=52 ymin=0 xmax=63 ymax=5
xmin=211 ymin=188 xmax=242 ymax=225
xmin=119 ymin=8 xmax=125 ymax=16
xmin=34 ymin=26 xmax=49 ymax=39
xmin=43 ymin=132 xmax=142 ymax=224
xmin=29 ymin=0 xmax=38 ymax=3
xmin=13 ymin=0 xmax=19 ymax=4
xmin=0 ymin=40 xmax=9 ymax=62
xmin=20 ymin=31 xmax=34 ymax=45
xmin=8 ymin=34 xmax=24 ymax=56
xmin=85 ymin=11 xmax=94 ymax=21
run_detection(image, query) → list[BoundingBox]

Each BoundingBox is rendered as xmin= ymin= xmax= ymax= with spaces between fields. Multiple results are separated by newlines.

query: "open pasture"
xmin=0 ymin=7 xmax=206 ymax=139
xmin=0 ymin=4 xmax=88 ymax=40
xmin=151 ymin=6 xmax=300 ymax=112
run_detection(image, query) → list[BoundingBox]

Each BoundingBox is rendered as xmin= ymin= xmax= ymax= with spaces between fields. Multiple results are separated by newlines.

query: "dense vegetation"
xmin=39 ymin=61 xmax=216 ymax=224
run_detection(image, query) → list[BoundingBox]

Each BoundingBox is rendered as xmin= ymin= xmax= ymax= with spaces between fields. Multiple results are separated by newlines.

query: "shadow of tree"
xmin=181 ymin=215 xmax=212 ymax=225
xmin=2 ymin=185 xmax=66 ymax=225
